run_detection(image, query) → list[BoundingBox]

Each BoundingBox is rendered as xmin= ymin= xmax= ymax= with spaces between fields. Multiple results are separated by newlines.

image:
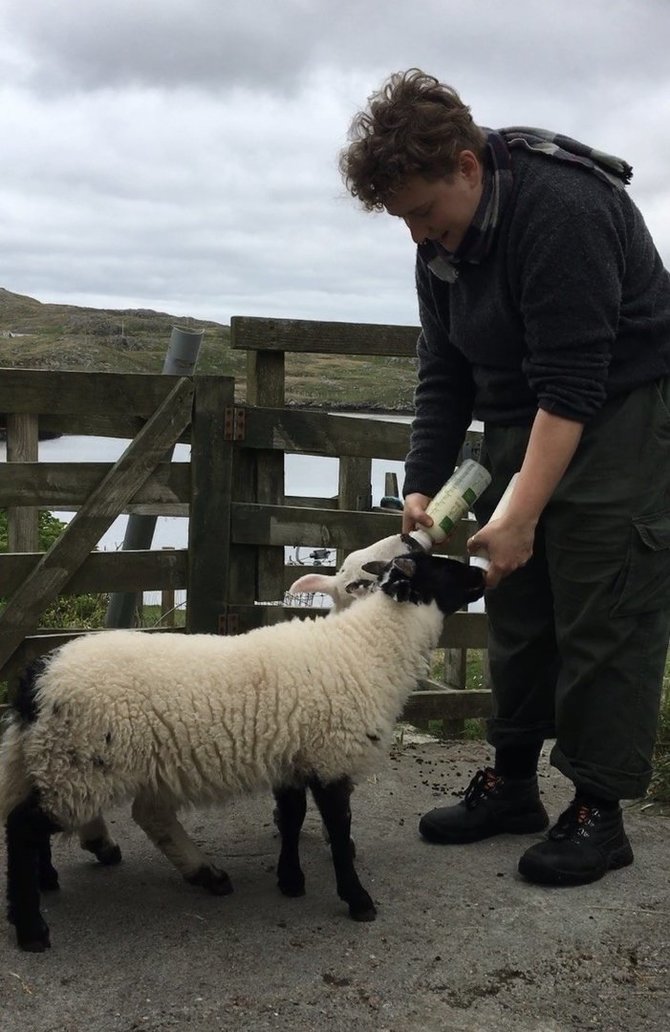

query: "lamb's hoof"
xmin=16 ymin=918 xmax=51 ymax=952
xmin=97 ymin=844 xmax=122 ymax=866
xmin=39 ymin=866 xmax=60 ymax=891
xmin=81 ymin=838 xmax=122 ymax=866
xmin=348 ymin=895 xmax=377 ymax=922
xmin=277 ymin=872 xmax=306 ymax=898
xmin=186 ymin=865 xmax=233 ymax=896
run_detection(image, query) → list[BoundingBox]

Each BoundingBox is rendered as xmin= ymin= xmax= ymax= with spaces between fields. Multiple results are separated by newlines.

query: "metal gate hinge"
xmin=218 ymin=613 xmax=240 ymax=635
xmin=224 ymin=407 xmax=246 ymax=441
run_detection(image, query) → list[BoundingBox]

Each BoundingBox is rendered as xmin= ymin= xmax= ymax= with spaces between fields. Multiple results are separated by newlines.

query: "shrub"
xmin=0 ymin=510 xmax=109 ymax=629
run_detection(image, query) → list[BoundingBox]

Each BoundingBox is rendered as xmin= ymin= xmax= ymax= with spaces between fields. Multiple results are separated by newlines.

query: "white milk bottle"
xmin=409 ymin=459 xmax=492 ymax=551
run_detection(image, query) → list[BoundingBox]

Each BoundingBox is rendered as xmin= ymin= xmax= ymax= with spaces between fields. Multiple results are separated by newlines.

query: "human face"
xmin=384 ymin=150 xmax=484 ymax=252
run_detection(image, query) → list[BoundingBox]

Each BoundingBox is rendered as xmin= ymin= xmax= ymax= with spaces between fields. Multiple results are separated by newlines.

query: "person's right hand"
xmin=402 ymin=493 xmax=433 ymax=536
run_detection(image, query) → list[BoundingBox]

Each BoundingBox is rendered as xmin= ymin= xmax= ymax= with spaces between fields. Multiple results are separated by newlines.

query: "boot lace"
xmin=549 ymin=800 xmax=600 ymax=841
xmin=463 ymin=767 xmax=502 ymax=810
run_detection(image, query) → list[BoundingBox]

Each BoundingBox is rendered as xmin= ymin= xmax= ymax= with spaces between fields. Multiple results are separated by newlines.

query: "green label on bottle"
xmin=438 ymin=514 xmax=455 ymax=534
xmin=463 ymin=487 xmax=476 ymax=505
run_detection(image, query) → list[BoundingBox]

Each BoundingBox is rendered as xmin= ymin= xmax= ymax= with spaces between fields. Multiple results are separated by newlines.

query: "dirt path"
xmin=1 ymin=739 xmax=668 ymax=1031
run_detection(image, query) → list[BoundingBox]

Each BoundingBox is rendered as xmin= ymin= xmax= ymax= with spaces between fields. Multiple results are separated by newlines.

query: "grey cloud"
xmin=1 ymin=0 xmax=670 ymax=329
xmin=1 ymin=0 xmax=323 ymax=94
xmin=4 ymin=0 xmax=670 ymax=101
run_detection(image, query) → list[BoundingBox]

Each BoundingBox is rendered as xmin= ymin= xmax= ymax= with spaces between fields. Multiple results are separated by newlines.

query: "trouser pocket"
xmin=610 ymin=510 xmax=670 ymax=616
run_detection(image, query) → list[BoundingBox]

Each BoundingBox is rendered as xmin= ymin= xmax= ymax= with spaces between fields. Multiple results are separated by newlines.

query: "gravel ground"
xmin=1 ymin=739 xmax=668 ymax=1032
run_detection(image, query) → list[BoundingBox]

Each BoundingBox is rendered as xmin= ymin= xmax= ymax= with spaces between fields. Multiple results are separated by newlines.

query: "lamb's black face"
xmin=362 ymin=553 xmax=485 ymax=615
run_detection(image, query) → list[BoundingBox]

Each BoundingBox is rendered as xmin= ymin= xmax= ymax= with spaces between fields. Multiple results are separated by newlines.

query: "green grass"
xmin=648 ymin=666 xmax=670 ymax=805
xmin=139 ymin=604 xmax=186 ymax=629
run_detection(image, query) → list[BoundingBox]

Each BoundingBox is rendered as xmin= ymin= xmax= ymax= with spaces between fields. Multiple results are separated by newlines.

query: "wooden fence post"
xmin=6 ymin=413 xmax=39 ymax=553
xmin=161 ymin=547 xmax=176 ymax=627
xmin=336 ymin=456 xmax=372 ymax=568
xmin=246 ymin=350 xmax=285 ymax=602
xmin=186 ymin=376 xmax=235 ymax=634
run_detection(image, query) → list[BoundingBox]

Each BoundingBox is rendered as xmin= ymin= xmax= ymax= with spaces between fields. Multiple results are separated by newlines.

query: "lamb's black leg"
xmin=38 ymin=837 xmax=60 ymax=891
xmin=309 ymin=776 xmax=376 ymax=922
xmin=274 ymin=785 xmax=307 ymax=897
xmin=6 ymin=792 xmax=61 ymax=951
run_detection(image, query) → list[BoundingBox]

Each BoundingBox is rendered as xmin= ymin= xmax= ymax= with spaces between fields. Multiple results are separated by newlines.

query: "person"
xmin=339 ymin=69 xmax=670 ymax=886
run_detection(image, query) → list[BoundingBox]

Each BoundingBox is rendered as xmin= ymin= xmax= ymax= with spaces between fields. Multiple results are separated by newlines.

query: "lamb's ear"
xmin=289 ymin=572 xmax=335 ymax=595
xmin=361 ymin=560 xmax=390 ymax=577
xmin=390 ymin=557 xmax=416 ymax=578
xmin=464 ymin=566 xmax=487 ymax=600
xmin=400 ymin=533 xmax=425 ymax=554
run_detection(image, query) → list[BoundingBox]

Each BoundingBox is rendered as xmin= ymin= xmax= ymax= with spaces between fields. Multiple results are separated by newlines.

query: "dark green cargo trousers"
xmin=474 ymin=377 xmax=670 ymax=800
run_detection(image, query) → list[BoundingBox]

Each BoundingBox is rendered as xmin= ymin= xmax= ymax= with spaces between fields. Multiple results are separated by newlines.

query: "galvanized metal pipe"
xmin=103 ymin=325 xmax=204 ymax=628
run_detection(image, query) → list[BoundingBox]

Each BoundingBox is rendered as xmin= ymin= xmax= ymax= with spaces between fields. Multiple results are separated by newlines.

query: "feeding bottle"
xmin=469 ymin=473 xmax=520 ymax=569
xmin=409 ymin=459 xmax=492 ymax=551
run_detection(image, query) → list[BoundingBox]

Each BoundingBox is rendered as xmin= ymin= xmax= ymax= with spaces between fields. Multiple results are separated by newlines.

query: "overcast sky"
xmin=2 ymin=0 xmax=670 ymax=328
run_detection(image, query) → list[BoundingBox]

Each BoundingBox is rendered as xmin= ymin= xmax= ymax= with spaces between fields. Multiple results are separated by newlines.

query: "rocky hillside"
xmin=0 ymin=288 xmax=415 ymax=409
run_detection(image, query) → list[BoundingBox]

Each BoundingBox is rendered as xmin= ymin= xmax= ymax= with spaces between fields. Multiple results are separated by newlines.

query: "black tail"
xmin=14 ymin=658 xmax=48 ymax=724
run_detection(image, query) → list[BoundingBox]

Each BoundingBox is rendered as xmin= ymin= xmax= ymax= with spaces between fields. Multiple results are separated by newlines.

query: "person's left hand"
xmin=467 ymin=516 xmax=536 ymax=588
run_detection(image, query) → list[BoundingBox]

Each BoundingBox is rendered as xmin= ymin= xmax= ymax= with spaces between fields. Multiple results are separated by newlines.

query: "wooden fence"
xmin=0 ymin=316 xmax=491 ymax=730
xmin=227 ymin=317 xmax=489 ymax=731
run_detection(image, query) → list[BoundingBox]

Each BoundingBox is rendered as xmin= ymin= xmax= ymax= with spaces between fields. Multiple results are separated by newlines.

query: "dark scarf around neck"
xmin=420 ymin=127 xmax=633 ymax=284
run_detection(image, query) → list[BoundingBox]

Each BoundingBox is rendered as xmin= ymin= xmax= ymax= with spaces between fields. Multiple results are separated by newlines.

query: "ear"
xmin=458 ymin=148 xmax=481 ymax=183
xmin=391 ymin=557 xmax=416 ymax=578
xmin=361 ymin=560 xmax=389 ymax=576
xmin=289 ymin=573 xmax=335 ymax=595
xmin=465 ymin=566 xmax=487 ymax=599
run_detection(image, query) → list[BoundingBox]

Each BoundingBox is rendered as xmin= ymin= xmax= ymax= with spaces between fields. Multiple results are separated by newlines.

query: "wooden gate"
xmin=0 ymin=369 xmax=235 ymax=686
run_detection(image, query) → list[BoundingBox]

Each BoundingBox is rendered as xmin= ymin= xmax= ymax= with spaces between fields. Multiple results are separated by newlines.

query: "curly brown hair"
xmin=339 ymin=69 xmax=486 ymax=211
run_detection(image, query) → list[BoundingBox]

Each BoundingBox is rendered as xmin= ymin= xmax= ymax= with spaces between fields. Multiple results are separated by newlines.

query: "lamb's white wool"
xmin=290 ymin=533 xmax=413 ymax=609
xmin=3 ymin=554 xmax=486 ymax=950
xmin=0 ymin=588 xmax=442 ymax=831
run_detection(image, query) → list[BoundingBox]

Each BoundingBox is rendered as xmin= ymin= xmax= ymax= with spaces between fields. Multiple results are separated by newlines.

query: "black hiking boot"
xmin=518 ymin=799 xmax=634 ymax=886
xmin=419 ymin=767 xmax=549 ymax=844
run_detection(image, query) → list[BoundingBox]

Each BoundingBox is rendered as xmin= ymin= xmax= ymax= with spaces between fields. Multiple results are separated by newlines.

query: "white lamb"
xmin=1 ymin=551 xmax=484 ymax=952
xmin=55 ymin=533 xmax=420 ymax=874
xmin=0 ymin=531 xmax=424 ymax=909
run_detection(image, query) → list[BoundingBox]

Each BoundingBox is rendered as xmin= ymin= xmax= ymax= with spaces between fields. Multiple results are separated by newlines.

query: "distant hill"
xmin=0 ymin=287 xmax=231 ymax=374
xmin=0 ymin=288 xmax=415 ymax=409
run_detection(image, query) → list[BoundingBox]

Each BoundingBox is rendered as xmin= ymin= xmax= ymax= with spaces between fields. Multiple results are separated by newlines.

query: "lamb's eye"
xmin=345 ymin=578 xmax=373 ymax=594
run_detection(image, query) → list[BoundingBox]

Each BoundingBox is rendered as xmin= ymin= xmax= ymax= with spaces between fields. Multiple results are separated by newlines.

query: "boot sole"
xmin=518 ymin=843 xmax=634 ymax=886
xmin=420 ymin=811 xmax=549 ymax=845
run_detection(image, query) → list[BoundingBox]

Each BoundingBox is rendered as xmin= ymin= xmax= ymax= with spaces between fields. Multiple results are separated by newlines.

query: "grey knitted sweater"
xmin=404 ymin=148 xmax=670 ymax=497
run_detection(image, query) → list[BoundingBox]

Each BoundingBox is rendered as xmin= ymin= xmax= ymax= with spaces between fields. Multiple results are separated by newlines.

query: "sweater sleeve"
xmin=517 ymin=203 xmax=625 ymax=421
xmin=403 ymin=258 xmax=476 ymax=498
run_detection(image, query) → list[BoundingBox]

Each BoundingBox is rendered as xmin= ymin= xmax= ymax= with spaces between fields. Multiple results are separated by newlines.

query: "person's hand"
xmin=467 ymin=516 xmax=536 ymax=588
xmin=402 ymin=493 xmax=433 ymax=535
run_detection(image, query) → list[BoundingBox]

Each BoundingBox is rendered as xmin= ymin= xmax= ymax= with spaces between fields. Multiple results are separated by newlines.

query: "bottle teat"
xmin=408 ymin=527 xmax=434 ymax=552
